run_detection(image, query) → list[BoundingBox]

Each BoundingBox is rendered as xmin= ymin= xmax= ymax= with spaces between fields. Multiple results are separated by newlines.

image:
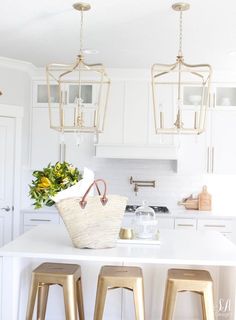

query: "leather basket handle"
xmin=79 ymin=179 xmax=108 ymax=209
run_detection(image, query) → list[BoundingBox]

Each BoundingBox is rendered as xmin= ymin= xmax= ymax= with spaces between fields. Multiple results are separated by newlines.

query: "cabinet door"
xmin=30 ymin=108 xmax=59 ymax=169
xmin=124 ymin=81 xmax=149 ymax=144
xmin=197 ymin=219 xmax=232 ymax=233
xmin=148 ymin=85 xmax=174 ymax=146
xmin=98 ymin=81 xmax=125 ymax=144
xmin=33 ymin=82 xmax=61 ymax=107
xmin=211 ymin=110 xmax=236 ymax=174
xmin=177 ymin=113 xmax=210 ymax=174
xmin=158 ymin=218 xmax=174 ymax=229
xmin=213 ymin=85 xmax=236 ymax=109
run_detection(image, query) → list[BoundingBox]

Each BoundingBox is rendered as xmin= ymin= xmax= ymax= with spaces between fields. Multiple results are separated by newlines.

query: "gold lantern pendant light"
xmin=46 ymin=2 xmax=110 ymax=137
xmin=151 ymin=2 xmax=212 ymax=135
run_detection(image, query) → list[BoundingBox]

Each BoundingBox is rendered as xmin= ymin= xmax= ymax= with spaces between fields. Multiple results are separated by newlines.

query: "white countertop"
xmin=1 ymin=224 xmax=236 ymax=266
xmin=21 ymin=206 xmax=236 ymax=219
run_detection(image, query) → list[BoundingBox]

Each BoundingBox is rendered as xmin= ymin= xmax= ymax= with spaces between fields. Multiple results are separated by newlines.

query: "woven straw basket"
xmin=56 ymin=179 xmax=128 ymax=249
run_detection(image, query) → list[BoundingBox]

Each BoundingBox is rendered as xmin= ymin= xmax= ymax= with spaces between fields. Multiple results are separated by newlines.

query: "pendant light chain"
xmin=178 ymin=11 xmax=183 ymax=56
xmin=79 ymin=9 xmax=84 ymax=55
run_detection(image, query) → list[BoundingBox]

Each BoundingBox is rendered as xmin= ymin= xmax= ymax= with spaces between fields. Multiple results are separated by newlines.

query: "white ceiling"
xmin=0 ymin=0 xmax=236 ymax=70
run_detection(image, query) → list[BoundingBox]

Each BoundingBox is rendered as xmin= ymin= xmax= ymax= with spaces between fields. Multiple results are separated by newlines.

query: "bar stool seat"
xmin=94 ymin=265 xmax=145 ymax=320
xmin=162 ymin=268 xmax=215 ymax=320
xmin=26 ymin=262 xmax=84 ymax=320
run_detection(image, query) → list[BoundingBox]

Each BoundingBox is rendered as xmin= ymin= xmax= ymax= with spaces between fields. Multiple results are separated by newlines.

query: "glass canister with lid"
xmin=133 ymin=201 xmax=158 ymax=239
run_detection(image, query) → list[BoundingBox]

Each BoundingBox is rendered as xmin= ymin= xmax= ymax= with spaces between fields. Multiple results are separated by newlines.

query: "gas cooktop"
xmin=125 ymin=205 xmax=169 ymax=214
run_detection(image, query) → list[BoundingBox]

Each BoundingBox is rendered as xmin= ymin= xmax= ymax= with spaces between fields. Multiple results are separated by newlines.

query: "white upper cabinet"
xmin=148 ymin=85 xmax=175 ymax=146
xmin=96 ymin=80 xmax=178 ymax=159
xmin=30 ymin=79 xmax=236 ymax=169
xmin=210 ymin=109 xmax=236 ymax=174
xmin=30 ymin=108 xmax=59 ymax=169
xmin=123 ymin=81 xmax=149 ymax=145
xmin=98 ymin=81 xmax=125 ymax=145
xmin=211 ymin=84 xmax=236 ymax=109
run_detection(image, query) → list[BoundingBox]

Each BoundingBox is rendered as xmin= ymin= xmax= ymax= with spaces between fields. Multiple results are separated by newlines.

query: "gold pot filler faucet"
xmin=129 ymin=176 xmax=156 ymax=196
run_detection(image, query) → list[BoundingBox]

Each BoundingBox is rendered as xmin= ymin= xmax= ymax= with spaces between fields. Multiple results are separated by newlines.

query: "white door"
xmin=0 ymin=117 xmax=15 ymax=246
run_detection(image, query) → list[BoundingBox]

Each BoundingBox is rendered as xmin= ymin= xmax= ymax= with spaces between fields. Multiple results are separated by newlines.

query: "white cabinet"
xmin=178 ymin=83 xmax=236 ymax=174
xmin=98 ymin=81 xmax=125 ymax=145
xmin=21 ymin=210 xmax=61 ymax=233
xmin=197 ymin=219 xmax=233 ymax=241
xmin=197 ymin=219 xmax=232 ymax=233
xmin=209 ymin=110 xmax=236 ymax=174
xmin=30 ymin=108 xmax=83 ymax=169
xmin=158 ymin=218 xmax=175 ymax=229
xmin=96 ymin=80 xmax=177 ymax=159
xmin=30 ymin=108 xmax=59 ymax=168
xmin=123 ymin=81 xmax=149 ymax=145
xmin=211 ymin=84 xmax=236 ymax=109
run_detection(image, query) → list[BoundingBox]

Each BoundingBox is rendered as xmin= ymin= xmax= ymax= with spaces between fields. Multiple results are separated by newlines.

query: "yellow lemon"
xmin=38 ymin=177 xmax=51 ymax=189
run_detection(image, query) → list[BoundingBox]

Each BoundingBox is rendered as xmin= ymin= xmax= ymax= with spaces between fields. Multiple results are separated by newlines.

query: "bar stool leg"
xmin=63 ymin=279 xmax=78 ymax=320
xmin=26 ymin=274 xmax=39 ymax=320
xmin=77 ymin=278 xmax=85 ymax=320
xmin=162 ymin=281 xmax=177 ymax=320
xmin=37 ymin=283 xmax=49 ymax=320
xmin=93 ymin=279 xmax=108 ymax=320
xmin=202 ymin=286 xmax=215 ymax=320
xmin=133 ymin=280 xmax=145 ymax=320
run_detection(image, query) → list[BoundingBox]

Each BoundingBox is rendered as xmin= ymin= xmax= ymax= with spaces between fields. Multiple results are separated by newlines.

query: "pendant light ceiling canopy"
xmin=46 ymin=2 xmax=110 ymax=135
xmin=151 ymin=2 xmax=212 ymax=135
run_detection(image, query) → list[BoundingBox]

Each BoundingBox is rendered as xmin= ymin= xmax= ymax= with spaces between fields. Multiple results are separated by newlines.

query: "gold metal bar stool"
xmin=94 ymin=265 xmax=145 ymax=320
xmin=26 ymin=262 xmax=85 ymax=320
xmin=162 ymin=268 xmax=215 ymax=320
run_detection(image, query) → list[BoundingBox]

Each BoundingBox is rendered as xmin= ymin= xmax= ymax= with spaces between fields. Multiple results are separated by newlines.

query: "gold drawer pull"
xmin=30 ymin=219 xmax=51 ymax=222
xmin=204 ymin=224 xmax=226 ymax=228
xmin=177 ymin=224 xmax=195 ymax=227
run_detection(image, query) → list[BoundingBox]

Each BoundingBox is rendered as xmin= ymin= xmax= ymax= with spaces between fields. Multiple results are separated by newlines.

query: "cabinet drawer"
xmin=24 ymin=213 xmax=60 ymax=226
xmin=197 ymin=219 xmax=232 ymax=232
xmin=158 ymin=218 xmax=175 ymax=229
xmin=174 ymin=218 xmax=197 ymax=230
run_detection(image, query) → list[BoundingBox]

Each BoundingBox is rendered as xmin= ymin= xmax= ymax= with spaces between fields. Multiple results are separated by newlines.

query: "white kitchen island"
xmin=1 ymin=225 xmax=236 ymax=320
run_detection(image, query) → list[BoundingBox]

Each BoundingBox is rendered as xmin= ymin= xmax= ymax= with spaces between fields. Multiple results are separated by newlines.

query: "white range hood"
xmin=95 ymin=144 xmax=178 ymax=160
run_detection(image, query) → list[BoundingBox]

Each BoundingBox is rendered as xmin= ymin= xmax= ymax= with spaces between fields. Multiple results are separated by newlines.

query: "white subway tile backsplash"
xmin=21 ymin=157 xmax=236 ymax=216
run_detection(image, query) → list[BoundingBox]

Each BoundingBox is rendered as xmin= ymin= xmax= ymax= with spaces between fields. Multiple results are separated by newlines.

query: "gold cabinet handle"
xmin=63 ymin=143 xmax=66 ymax=162
xmin=177 ymin=224 xmax=195 ymax=227
xmin=59 ymin=143 xmax=66 ymax=162
xmin=64 ymin=90 xmax=68 ymax=105
xmin=59 ymin=143 xmax=62 ymax=162
xmin=207 ymin=147 xmax=210 ymax=173
xmin=212 ymin=147 xmax=215 ymax=173
xmin=204 ymin=224 xmax=226 ymax=228
xmin=213 ymin=93 xmax=216 ymax=108
xmin=30 ymin=219 xmax=51 ymax=222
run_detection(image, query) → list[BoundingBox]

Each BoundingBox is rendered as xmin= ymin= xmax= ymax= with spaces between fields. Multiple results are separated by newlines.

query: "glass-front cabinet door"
xmin=33 ymin=81 xmax=94 ymax=108
xmin=213 ymin=85 xmax=236 ymax=109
